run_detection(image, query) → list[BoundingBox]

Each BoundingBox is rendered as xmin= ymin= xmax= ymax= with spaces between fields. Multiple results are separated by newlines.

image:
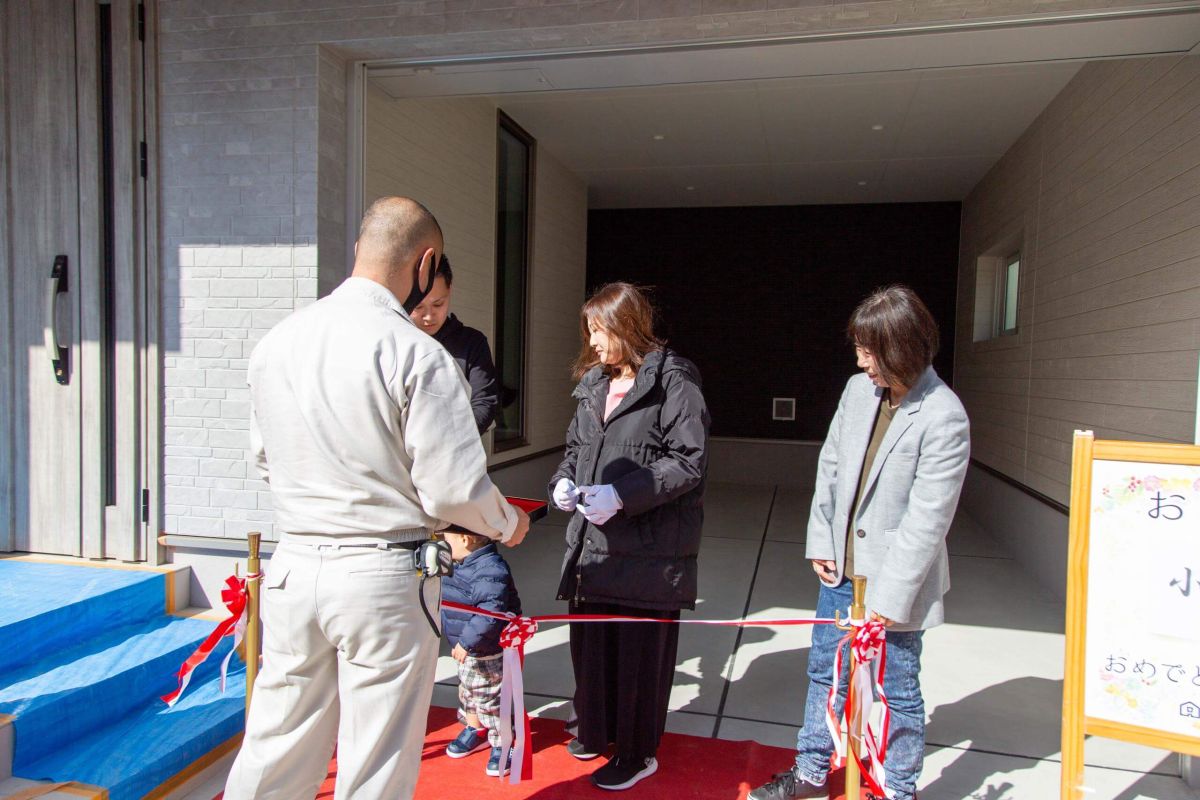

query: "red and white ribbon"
xmin=161 ymin=573 xmax=259 ymax=707
xmin=826 ymin=617 xmax=891 ymax=798
xmin=438 ymin=600 xmax=871 ymax=786
xmin=497 ymin=616 xmax=538 ymax=782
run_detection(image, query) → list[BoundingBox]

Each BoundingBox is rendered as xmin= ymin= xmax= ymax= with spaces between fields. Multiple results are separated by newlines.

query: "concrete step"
xmin=0 ymin=776 xmax=108 ymax=799
xmin=16 ymin=669 xmax=245 ymax=800
xmin=0 ymin=558 xmax=242 ymax=800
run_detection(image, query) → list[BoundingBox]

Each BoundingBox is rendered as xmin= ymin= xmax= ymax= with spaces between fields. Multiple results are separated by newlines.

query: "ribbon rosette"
xmin=497 ymin=616 xmax=539 ymax=782
xmin=161 ymin=573 xmax=254 ymax=707
xmin=826 ymin=617 xmax=891 ymax=798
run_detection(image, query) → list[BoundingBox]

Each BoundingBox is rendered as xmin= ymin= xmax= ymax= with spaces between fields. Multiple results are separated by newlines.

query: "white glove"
xmin=578 ymin=484 xmax=623 ymax=526
xmin=553 ymin=478 xmax=580 ymax=512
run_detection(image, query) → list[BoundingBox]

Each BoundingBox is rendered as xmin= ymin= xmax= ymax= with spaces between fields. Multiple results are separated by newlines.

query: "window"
xmin=972 ymin=236 xmax=1023 ymax=343
xmin=493 ymin=111 xmax=534 ymax=451
xmin=998 ymin=251 xmax=1020 ymax=336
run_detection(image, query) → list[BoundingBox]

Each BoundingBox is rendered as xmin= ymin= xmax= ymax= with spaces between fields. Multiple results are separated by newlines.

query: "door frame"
xmin=140 ymin=0 xmax=162 ymax=565
xmin=0 ymin=2 xmax=10 ymax=554
xmin=87 ymin=0 xmax=156 ymax=563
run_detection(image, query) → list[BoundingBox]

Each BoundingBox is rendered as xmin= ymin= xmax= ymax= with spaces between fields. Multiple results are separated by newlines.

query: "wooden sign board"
xmin=1061 ymin=432 xmax=1200 ymax=799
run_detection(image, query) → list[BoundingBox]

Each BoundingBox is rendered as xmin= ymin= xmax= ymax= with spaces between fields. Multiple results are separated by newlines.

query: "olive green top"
xmin=844 ymin=394 xmax=897 ymax=579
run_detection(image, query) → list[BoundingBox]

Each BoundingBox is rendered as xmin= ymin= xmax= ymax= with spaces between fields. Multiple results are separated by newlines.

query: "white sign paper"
xmin=1083 ymin=460 xmax=1200 ymax=738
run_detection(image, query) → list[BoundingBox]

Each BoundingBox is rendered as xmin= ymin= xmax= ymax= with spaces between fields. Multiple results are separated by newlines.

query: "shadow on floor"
xmin=1110 ymin=755 xmax=1186 ymax=799
xmin=923 ymin=676 xmax=1062 ymax=800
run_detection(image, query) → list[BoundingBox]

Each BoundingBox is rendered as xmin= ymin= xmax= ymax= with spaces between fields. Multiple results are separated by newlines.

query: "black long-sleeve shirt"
xmin=433 ymin=313 xmax=500 ymax=435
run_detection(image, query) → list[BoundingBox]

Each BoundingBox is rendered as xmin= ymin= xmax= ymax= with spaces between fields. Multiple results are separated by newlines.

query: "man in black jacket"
xmin=410 ymin=257 xmax=501 ymax=434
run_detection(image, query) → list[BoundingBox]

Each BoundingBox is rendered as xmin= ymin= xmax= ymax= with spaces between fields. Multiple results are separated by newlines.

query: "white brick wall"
xmin=162 ymin=243 xmax=318 ymax=539
xmin=166 ymin=88 xmax=586 ymax=539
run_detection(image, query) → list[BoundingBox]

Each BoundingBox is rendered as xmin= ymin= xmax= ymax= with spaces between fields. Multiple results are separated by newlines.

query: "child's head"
xmin=444 ymin=529 xmax=489 ymax=562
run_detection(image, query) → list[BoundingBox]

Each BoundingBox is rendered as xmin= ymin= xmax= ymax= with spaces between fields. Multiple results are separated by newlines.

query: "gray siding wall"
xmin=955 ymin=55 xmax=1200 ymax=507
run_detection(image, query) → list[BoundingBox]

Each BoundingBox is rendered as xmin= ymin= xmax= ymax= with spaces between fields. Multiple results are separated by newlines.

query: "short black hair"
xmin=847 ymin=284 xmax=940 ymax=389
xmin=436 ymin=254 xmax=453 ymax=286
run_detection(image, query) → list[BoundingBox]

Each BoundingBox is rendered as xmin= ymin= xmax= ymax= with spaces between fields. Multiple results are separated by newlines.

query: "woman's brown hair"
xmin=847 ymin=284 xmax=940 ymax=389
xmin=572 ymin=283 xmax=665 ymax=381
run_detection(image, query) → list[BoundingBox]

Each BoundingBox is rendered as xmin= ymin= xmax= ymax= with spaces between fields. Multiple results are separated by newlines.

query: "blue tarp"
xmin=0 ymin=561 xmax=165 ymax=676
xmin=0 ymin=560 xmax=246 ymax=799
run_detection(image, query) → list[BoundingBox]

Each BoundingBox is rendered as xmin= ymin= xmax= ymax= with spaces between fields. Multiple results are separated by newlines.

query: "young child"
xmin=440 ymin=527 xmax=523 ymax=776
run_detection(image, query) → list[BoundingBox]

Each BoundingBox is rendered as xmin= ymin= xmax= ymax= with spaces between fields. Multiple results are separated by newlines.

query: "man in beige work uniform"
xmin=223 ymin=197 xmax=531 ymax=800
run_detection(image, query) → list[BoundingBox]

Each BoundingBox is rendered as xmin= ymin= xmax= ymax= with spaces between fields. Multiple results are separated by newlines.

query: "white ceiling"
xmin=487 ymin=63 xmax=1081 ymax=208
xmin=368 ymin=6 xmax=1200 ymax=208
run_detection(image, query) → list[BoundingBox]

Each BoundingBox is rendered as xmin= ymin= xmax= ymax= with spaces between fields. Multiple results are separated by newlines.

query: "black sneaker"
xmin=567 ymin=738 xmax=601 ymax=760
xmin=747 ymin=767 xmax=828 ymax=800
xmin=591 ymin=756 xmax=658 ymax=791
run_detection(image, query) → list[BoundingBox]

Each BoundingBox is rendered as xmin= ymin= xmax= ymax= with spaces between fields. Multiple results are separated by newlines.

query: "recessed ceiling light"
xmin=858 ymin=180 xmax=868 ymax=186
xmin=653 ymin=134 xmax=666 ymax=141
xmin=686 ymin=185 xmax=695 ymax=191
xmin=871 ymin=124 xmax=885 ymax=131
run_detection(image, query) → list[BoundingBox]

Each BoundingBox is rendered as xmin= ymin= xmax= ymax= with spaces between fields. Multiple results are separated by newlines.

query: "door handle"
xmin=45 ymin=254 xmax=69 ymax=385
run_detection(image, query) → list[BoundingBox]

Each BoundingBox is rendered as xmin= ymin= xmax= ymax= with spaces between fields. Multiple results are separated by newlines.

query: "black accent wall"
xmin=586 ymin=203 xmax=962 ymax=440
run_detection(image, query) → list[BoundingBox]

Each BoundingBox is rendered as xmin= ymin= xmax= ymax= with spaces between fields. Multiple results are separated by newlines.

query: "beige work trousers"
xmin=223 ymin=539 xmax=439 ymax=800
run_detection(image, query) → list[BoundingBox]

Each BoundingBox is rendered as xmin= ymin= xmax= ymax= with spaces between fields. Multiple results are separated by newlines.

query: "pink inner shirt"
xmin=604 ymin=376 xmax=636 ymax=421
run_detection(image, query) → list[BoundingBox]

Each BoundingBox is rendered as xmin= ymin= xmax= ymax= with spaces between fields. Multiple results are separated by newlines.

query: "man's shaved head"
xmin=356 ymin=196 xmax=443 ymax=276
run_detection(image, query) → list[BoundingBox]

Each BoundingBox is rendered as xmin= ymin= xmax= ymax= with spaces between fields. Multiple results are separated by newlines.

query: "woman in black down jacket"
xmin=548 ymin=282 xmax=710 ymax=791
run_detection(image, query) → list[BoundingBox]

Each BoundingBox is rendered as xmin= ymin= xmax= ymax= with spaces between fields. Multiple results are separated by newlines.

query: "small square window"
xmin=972 ymin=237 xmax=1023 ymax=343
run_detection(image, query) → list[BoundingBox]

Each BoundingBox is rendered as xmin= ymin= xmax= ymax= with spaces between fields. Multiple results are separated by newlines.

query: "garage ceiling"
xmin=485 ymin=63 xmax=1080 ymax=208
xmin=368 ymin=6 xmax=1200 ymax=208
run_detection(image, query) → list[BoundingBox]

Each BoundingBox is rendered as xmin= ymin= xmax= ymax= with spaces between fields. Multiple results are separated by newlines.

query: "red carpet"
xmin=219 ymin=706 xmax=861 ymax=799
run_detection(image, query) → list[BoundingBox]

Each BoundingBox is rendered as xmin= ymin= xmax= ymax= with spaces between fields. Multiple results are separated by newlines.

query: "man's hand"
xmin=504 ymin=506 xmax=530 ymax=548
xmin=811 ymin=559 xmax=838 ymax=583
xmin=452 ymin=643 xmax=468 ymax=663
xmin=870 ymin=611 xmax=895 ymax=628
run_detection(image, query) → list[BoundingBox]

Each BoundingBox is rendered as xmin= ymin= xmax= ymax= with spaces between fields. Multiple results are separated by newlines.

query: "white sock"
xmin=796 ymin=768 xmax=825 ymax=786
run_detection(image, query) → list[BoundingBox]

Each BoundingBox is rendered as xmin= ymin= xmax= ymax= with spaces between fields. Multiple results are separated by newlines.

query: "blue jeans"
xmin=794 ymin=579 xmax=926 ymax=800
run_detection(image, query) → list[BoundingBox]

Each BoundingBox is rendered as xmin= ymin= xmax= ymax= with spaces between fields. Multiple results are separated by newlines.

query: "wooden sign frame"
xmin=1061 ymin=431 xmax=1200 ymax=799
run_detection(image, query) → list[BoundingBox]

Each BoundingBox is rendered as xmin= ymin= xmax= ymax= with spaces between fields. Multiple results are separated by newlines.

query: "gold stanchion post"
xmin=836 ymin=575 xmax=869 ymax=800
xmin=245 ymin=531 xmax=262 ymax=715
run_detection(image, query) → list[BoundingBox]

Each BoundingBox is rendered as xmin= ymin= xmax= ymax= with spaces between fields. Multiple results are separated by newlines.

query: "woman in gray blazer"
xmin=750 ymin=285 xmax=970 ymax=800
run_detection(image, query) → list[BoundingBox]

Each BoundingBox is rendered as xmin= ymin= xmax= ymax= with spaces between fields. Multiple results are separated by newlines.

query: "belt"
xmin=282 ymin=539 xmax=422 ymax=551
xmin=281 ymin=532 xmax=425 ymax=550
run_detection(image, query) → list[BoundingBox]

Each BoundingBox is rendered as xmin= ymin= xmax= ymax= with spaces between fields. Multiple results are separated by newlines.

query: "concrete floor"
xmin=174 ymin=476 xmax=1197 ymax=800
xmin=426 ymin=479 xmax=1195 ymax=800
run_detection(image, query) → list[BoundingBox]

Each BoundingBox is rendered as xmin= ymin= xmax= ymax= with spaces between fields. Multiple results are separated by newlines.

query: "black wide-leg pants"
xmin=567 ymin=600 xmax=681 ymax=762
